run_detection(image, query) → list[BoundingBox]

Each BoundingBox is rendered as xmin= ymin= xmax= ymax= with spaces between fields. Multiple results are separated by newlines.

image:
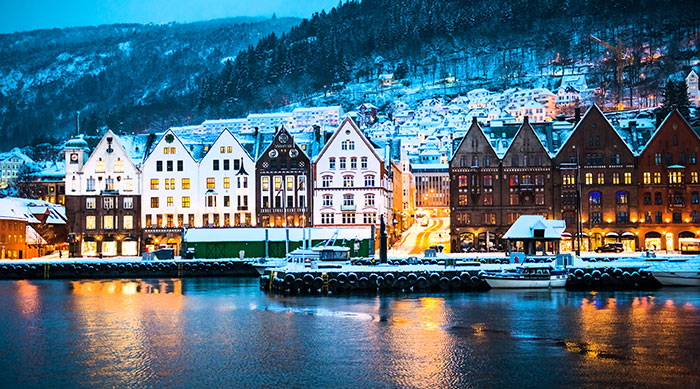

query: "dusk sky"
xmin=0 ymin=0 xmax=340 ymax=33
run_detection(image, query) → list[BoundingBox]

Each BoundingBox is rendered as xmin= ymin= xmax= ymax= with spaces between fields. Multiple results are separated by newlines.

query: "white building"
xmin=247 ymin=113 xmax=294 ymax=133
xmin=292 ymin=106 xmax=343 ymax=130
xmin=313 ymin=118 xmax=391 ymax=227
xmin=0 ymin=148 xmax=34 ymax=188
xmin=687 ymin=70 xmax=700 ymax=106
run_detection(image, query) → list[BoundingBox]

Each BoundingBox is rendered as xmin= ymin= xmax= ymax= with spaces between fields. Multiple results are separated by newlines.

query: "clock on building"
xmin=289 ymin=149 xmax=299 ymax=158
xmin=70 ymin=153 xmax=79 ymax=163
xmin=269 ymin=149 xmax=279 ymax=158
xmin=279 ymin=133 xmax=289 ymax=143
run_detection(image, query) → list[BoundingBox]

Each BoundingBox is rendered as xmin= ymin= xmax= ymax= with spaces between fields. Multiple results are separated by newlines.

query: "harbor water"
xmin=1 ymin=278 xmax=699 ymax=387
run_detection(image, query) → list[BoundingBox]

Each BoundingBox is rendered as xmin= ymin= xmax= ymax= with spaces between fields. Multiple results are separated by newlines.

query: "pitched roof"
xmin=503 ymin=215 xmax=566 ymax=239
xmin=314 ymin=117 xmax=384 ymax=163
xmin=554 ymin=105 xmax=634 ymax=160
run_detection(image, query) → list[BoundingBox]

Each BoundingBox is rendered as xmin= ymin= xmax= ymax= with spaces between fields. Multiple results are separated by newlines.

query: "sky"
xmin=0 ymin=0 xmax=340 ymax=33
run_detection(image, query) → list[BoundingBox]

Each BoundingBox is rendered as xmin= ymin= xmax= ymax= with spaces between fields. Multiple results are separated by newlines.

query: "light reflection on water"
xmin=1 ymin=278 xmax=699 ymax=387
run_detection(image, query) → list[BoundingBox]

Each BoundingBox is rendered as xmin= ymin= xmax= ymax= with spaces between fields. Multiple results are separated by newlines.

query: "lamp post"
xmin=574 ymin=145 xmax=583 ymax=256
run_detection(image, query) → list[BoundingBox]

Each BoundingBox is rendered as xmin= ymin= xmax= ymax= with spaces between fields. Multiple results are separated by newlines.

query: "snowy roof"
xmin=4 ymin=197 xmax=66 ymax=224
xmin=502 ymin=215 xmax=566 ymax=240
xmin=185 ymin=227 xmax=372 ymax=243
xmin=0 ymin=198 xmax=27 ymax=221
xmin=25 ymin=225 xmax=47 ymax=245
xmin=29 ymin=160 xmax=65 ymax=179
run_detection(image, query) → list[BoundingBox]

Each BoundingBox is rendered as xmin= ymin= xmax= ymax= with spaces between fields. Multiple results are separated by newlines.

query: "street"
xmin=391 ymin=217 xmax=451 ymax=256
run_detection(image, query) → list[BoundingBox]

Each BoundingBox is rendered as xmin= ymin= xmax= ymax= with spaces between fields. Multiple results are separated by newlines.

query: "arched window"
xmin=589 ymin=191 xmax=602 ymax=205
xmin=616 ymin=191 xmax=629 ymax=205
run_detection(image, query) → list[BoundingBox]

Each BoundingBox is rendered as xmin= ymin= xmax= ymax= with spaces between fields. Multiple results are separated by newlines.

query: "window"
xmin=343 ymin=175 xmax=354 ymax=187
xmin=484 ymin=155 xmax=491 ymax=167
xmin=342 ymin=213 xmax=356 ymax=224
xmin=234 ymin=159 xmax=240 ymax=170
xmin=223 ymin=160 xmax=230 ymax=171
xmin=150 ymin=179 xmax=159 ymax=190
xmin=655 ymin=211 xmax=663 ymax=223
xmin=123 ymin=197 xmax=133 ymax=209
xmin=589 ymin=192 xmax=602 ymax=205
xmin=523 ymin=155 xmax=529 ymax=168
xmin=167 ymin=161 xmax=173 ymax=172
xmin=213 ymin=160 xmax=220 ymax=171
xmin=220 ymin=146 xmax=225 ymax=153
xmin=624 ymin=172 xmax=632 ymax=184
xmin=692 ymin=172 xmax=699 ymax=183
xmin=167 ymin=197 xmax=173 ymax=207
xmin=672 ymin=193 xmax=684 ymax=205
xmin=643 ymin=192 xmax=651 ymax=205
xmin=164 ymin=147 xmax=170 ymax=154
xmin=364 ymin=194 xmax=375 ymax=207
xmin=206 ymin=195 xmax=216 ymax=207
xmin=343 ymin=194 xmax=355 ymax=207
xmin=165 ymin=178 xmax=175 ymax=190
xmin=509 ymin=194 xmax=519 ymax=206
xmin=563 ymin=174 xmax=575 ymax=185
xmin=322 ymin=195 xmax=333 ymax=207
xmin=114 ymin=159 xmax=124 ymax=173
xmin=361 ymin=157 xmax=368 ymax=169
xmin=182 ymin=196 xmax=190 ymax=207
xmin=341 ymin=140 xmax=355 ymax=150
xmin=680 ymin=152 xmax=686 ymax=165
xmin=224 ymin=177 xmax=230 ymax=189
xmin=483 ymin=193 xmax=493 ymax=206
xmin=363 ymin=213 xmax=377 ymax=224
xmin=156 ymin=161 xmax=163 ymax=172
xmin=364 ymin=175 xmax=375 ymax=187
xmin=103 ymin=197 xmax=115 ymax=210
xmin=665 ymin=153 xmax=672 ymax=165
xmin=103 ymin=216 xmax=114 ymax=230
xmin=321 ymin=213 xmax=334 ymax=224
xmin=692 ymin=211 xmax=700 ymax=223
xmin=612 ymin=172 xmax=620 ymax=185
xmin=655 ymin=192 xmax=662 ymax=205
xmin=483 ymin=213 xmax=496 ymax=225
xmin=86 ymin=198 xmax=96 ymax=209
xmin=298 ymin=176 xmax=306 ymax=191
xmin=123 ymin=215 xmax=133 ymax=230
xmin=459 ymin=175 xmax=468 ymax=187
xmin=535 ymin=175 xmax=544 ymax=186
xmin=617 ymin=191 xmax=629 ymax=205
xmin=690 ymin=153 xmax=697 ymax=165
xmin=458 ymin=194 xmax=468 ymax=206
xmin=350 ymin=157 xmax=357 ymax=169
xmin=286 ymin=176 xmax=294 ymax=191
xmin=654 ymin=153 xmax=662 ymax=165
xmin=644 ymin=212 xmax=652 ymax=224
xmin=611 ymin=153 xmax=621 ymax=165
xmin=224 ymin=195 xmax=230 ymax=207
xmin=177 ymin=161 xmax=183 ymax=171
xmin=182 ymin=178 xmax=190 ymax=190
xmin=669 ymin=171 xmax=683 ymax=184
xmin=151 ymin=197 xmax=159 ymax=208
xmin=207 ymin=177 xmax=215 ymax=189
xmin=585 ymin=173 xmax=593 ymax=185
xmin=96 ymin=159 xmax=105 ymax=173
xmin=643 ymin=172 xmax=651 ymax=184
xmin=617 ymin=212 xmax=629 ymax=224
xmin=339 ymin=158 xmax=346 ymax=169
xmin=86 ymin=216 xmax=96 ymax=230
xmin=329 ymin=158 xmax=336 ymax=169
xmin=511 ymin=156 xmax=519 ymax=167
xmin=673 ymin=212 xmax=682 ymax=224
xmin=654 ymin=172 xmax=661 ymax=184
xmin=87 ymin=178 xmax=95 ymax=192
xmin=509 ymin=175 xmax=519 ymax=186
xmin=322 ymin=176 xmax=332 ymax=188
xmin=262 ymin=177 xmax=270 ymax=191
xmin=535 ymin=193 xmax=545 ymax=205
xmin=472 ymin=155 xmax=479 ymax=167
xmin=591 ymin=212 xmax=602 ymax=225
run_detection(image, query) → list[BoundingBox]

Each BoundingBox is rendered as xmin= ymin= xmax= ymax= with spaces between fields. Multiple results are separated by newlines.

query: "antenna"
xmin=76 ymin=111 xmax=81 ymax=136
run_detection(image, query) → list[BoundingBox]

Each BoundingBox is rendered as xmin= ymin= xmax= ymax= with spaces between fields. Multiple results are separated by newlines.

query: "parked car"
xmin=595 ymin=242 xmax=624 ymax=253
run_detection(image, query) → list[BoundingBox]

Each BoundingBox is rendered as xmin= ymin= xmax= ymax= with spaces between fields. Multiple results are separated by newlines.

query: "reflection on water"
xmin=1 ymin=278 xmax=699 ymax=387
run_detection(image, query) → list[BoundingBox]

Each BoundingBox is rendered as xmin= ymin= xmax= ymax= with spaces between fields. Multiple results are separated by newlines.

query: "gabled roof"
xmin=314 ymin=117 xmax=384 ymax=163
xmin=199 ymin=127 xmax=254 ymax=163
xmin=501 ymin=118 xmax=551 ymax=162
xmin=82 ymin=130 xmax=140 ymax=174
xmin=143 ymin=129 xmax=198 ymax=166
xmin=503 ymin=215 xmax=566 ymax=240
xmin=450 ymin=118 xmax=499 ymax=163
xmin=257 ymin=126 xmax=311 ymax=164
xmin=639 ymin=109 xmax=700 ymax=157
xmin=554 ymin=105 xmax=634 ymax=160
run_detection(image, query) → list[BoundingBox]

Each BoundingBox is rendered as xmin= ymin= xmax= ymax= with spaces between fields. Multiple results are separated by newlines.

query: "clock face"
xmin=289 ymin=149 xmax=299 ymax=158
xmin=269 ymin=149 xmax=279 ymax=158
xmin=70 ymin=153 xmax=79 ymax=163
xmin=279 ymin=133 xmax=289 ymax=143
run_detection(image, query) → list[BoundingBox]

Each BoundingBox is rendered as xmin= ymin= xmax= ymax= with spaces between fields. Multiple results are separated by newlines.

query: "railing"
xmin=341 ymin=204 xmax=356 ymax=211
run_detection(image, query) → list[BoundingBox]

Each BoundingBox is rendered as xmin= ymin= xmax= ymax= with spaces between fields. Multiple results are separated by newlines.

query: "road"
xmin=391 ymin=217 xmax=451 ymax=256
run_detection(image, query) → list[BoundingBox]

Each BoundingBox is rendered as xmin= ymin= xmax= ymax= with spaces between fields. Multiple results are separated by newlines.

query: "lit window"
xmin=151 ymin=197 xmax=159 ymax=208
xmin=96 ymin=159 xmax=105 ymax=173
xmin=624 ymin=172 xmax=632 ymax=185
xmin=182 ymin=178 xmax=190 ymax=189
xmin=86 ymin=216 xmax=96 ymax=230
xmin=654 ymin=172 xmax=661 ymax=184
xmin=286 ymin=176 xmax=294 ymax=191
xmin=150 ymin=179 xmax=159 ymax=190
xmin=224 ymin=177 xmax=230 ymax=189
xmin=182 ymin=196 xmax=190 ymax=208
xmin=612 ymin=172 xmax=620 ymax=185
xmin=207 ymin=177 xmax=215 ymax=189
xmin=167 ymin=197 xmax=173 ymax=207
xmin=164 ymin=147 xmax=170 ymax=154
xmin=643 ymin=172 xmax=651 ymax=184
xmin=585 ymin=173 xmax=593 ymax=185
xmin=103 ymin=216 xmax=114 ymax=230
xmin=262 ymin=176 xmax=270 ymax=191
xmin=123 ymin=197 xmax=133 ymax=209
xmin=123 ymin=216 xmax=133 ymax=229
xmin=86 ymin=198 xmax=96 ymax=209
xmin=114 ymin=159 xmax=124 ymax=173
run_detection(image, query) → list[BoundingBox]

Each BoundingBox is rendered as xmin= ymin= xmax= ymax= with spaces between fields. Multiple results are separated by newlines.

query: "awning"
xmin=606 ymin=232 xmax=619 ymax=238
xmin=561 ymin=232 xmax=573 ymax=238
xmin=575 ymin=232 xmax=589 ymax=238
xmin=621 ymin=232 xmax=635 ymax=238
xmin=645 ymin=231 xmax=662 ymax=238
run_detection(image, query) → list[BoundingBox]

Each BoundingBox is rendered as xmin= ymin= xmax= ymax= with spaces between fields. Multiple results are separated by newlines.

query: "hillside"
xmin=201 ymin=0 xmax=700 ymax=114
xmin=0 ymin=16 xmax=300 ymax=149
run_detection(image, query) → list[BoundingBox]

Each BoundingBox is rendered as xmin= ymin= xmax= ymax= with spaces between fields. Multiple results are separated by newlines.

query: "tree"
xmin=656 ymin=79 xmax=691 ymax=121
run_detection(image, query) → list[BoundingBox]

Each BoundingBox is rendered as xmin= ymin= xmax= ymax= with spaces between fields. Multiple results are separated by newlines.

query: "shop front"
xmin=644 ymin=231 xmax=662 ymax=251
xmin=621 ymin=232 xmax=636 ymax=252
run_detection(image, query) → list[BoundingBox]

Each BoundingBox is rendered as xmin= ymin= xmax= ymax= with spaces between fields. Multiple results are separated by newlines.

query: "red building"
xmin=637 ymin=109 xmax=700 ymax=251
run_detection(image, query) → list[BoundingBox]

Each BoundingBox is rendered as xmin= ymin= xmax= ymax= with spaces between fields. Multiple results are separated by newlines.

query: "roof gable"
xmin=554 ymin=105 xmax=634 ymax=161
xmin=142 ymin=129 xmax=198 ymax=168
xmin=501 ymin=118 xmax=552 ymax=163
xmin=200 ymin=128 xmax=254 ymax=163
xmin=451 ymin=118 xmax=499 ymax=164
xmin=82 ymin=130 xmax=139 ymax=174
xmin=314 ymin=117 xmax=383 ymax=163
xmin=639 ymin=109 xmax=700 ymax=158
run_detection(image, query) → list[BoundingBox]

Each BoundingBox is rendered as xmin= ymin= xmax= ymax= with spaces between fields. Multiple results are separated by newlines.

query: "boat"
xmin=648 ymin=260 xmax=700 ymax=286
xmin=483 ymin=263 xmax=568 ymax=289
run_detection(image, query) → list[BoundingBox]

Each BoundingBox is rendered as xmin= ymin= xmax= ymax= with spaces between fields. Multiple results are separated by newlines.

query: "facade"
xmin=501 ymin=118 xmax=554 ymax=227
xmin=687 ymin=70 xmax=700 ymax=106
xmin=0 ymin=199 xmax=28 ymax=259
xmin=313 ymin=118 xmax=391 ymax=228
xmin=292 ymin=106 xmax=342 ymax=129
xmin=553 ymin=105 xmax=638 ymax=252
xmin=398 ymin=159 xmax=416 ymax=231
xmin=637 ymin=110 xmax=700 ymax=251
xmin=450 ymin=119 xmax=503 ymax=252
xmin=413 ymin=163 xmax=450 ymax=210
xmin=140 ymin=130 xmax=200 ymax=253
xmin=64 ymin=132 xmax=142 ymax=257
xmin=256 ymin=127 xmax=312 ymax=227
xmin=18 ymin=161 xmax=66 ymax=205
xmin=0 ymin=148 xmax=34 ymax=189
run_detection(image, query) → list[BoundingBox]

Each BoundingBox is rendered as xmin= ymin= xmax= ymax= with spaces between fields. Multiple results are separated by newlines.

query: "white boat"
xmin=484 ymin=264 xmax=568 ymax=289
xmin=649 ymin=261 xmax=700 ymax=286
xmin=253 ymin=246 xmax=351 ymax=275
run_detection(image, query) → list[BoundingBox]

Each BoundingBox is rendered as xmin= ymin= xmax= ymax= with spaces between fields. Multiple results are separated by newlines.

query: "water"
xmin=1 ymin=278 xmax=699 ymax=388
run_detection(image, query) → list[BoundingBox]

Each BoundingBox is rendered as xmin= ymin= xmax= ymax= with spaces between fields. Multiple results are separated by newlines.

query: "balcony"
xmin=341 ymin=204 xmax=356 ymax=211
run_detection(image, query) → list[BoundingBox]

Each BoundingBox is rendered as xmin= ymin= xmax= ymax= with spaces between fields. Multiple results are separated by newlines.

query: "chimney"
xmin=574 ymin=107 xmax=581 ymax=123
xmin=523 ymin=115 xmax=529 ymax=124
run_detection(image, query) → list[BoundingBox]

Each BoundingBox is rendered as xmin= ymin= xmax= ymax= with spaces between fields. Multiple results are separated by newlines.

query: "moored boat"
xmin=484 ymin=263 xmax=568 ymax=289
xmin=648 ymin=261 xmax=700 ymax=286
